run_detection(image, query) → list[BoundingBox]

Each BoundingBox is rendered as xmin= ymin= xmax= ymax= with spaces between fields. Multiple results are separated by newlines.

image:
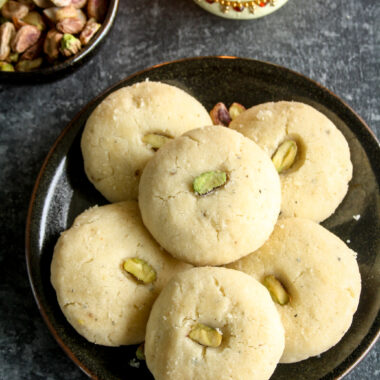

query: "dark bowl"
xmin=0 ymin=0 xmax=119 ymax=84
xmin=26 ymin=57 xmax=380 ymax=379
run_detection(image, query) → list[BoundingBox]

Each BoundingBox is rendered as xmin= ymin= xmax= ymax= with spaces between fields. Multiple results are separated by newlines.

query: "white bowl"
xmin=193 ymin=0 xmax=289 ymax=20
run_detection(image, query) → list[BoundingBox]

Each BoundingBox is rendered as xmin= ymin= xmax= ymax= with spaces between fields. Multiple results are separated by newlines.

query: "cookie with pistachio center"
xmin=81 ymin=81 xmax=212 ymax=202
xmin=50 ymin=201 xmax=191 ymax=346
xmin=138 ymin=125 xmax=281 ymax=266
xmin=230 ymin=101 xmax=353 ymax=222
xmin=227 ymin=217 xmax=361 ymax=363
xmin=145 ymin=267 xmax=285 ymax=380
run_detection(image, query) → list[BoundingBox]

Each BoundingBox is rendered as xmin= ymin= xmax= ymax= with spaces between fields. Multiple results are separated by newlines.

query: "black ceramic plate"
xmin=26 ymin=57 xmax=380 ymax=380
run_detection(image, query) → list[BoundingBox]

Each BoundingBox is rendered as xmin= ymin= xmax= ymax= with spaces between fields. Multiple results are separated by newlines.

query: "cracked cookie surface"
xmin=81 ymin=81 xmax=212 ymax=202
xmin=138 ymin=125 xmax=281 ymax=266
xmin=145 ymin=267 xmax=284 ymax=380
xmin=230 ymin=101 xmax=353 ymax=222
xmin=50 ymin=201 xmax=191 ymax=346
xmin=227 ymin=217 xmax=361 ymax=363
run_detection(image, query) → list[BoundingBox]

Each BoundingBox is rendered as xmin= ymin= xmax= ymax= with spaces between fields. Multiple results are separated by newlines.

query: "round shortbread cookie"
xmin=230 ymin=101 xmax=353 ymax=222
xmin=50 ymin=201 xmax=191 ymax=346
xmin=145 ymin=267 xmax=285 ymax=380
xmin=138 ymin=125 xmax=281 ymax=266
xmin=81 ymin=81 xmax=212 ymax=202
xmin=227 ymin=217 xmax=361 ymax=363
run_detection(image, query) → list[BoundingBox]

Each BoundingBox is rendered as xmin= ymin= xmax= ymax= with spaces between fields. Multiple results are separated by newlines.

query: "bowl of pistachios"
xmin=0 ymin=0 xmax=119 ymax=81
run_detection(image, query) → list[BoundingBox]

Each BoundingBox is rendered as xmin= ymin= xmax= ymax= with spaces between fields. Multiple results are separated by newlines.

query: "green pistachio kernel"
xmin=271 ymin=140 xmax=298 ymax=173
xmin=136 ymin=343 xmax=145 ymax=360
xmin=263 ymin=275 xmax=290 ymax=305
xmin=193 ymin=171 xmax=227 ymax=196
xmin=228 ymin=102 xmax=246 ymax=120
xmin=188 ymin=323 xmax=222 ymax=347
xmin=15 ymin=58 xmax=43 ymax=72
xmin=60 ymin=33 xmax=81 ymax=56
xmin=0 ymin=61 xmax=14 ymax=71
xmin=142 ymin=133 xmax=172 ymax=150
xmin=123 ymin=258 xmax=156 ymax=284
xmin=8 ymin=52 xmax=18 ymax=62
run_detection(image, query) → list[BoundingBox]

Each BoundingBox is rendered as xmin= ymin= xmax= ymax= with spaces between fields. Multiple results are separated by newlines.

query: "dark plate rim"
xmin=25 ymin=56 xmax=380 ymax=380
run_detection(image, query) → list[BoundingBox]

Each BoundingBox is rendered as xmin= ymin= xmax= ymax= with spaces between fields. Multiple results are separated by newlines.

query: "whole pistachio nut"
xmin=15 ymin=56 xmax=42 ymax=70
xmin=188 ymin=323 xmax=222 ymax=347
xmin=43 ymin=27 xmax=62 ymax=59
xmin=42 ymin=7 xmax=59 ymax=24
xmin=263 ymin=275 xmax=290 ymax=305
xmin=21 ymin=35 xmax=43 ymax=59
xmin=57 ymin=16 xmax=85 ymax=34
xmin=71 ymin=0 xmax=87 ymax=8
xmin=60 ymin=32 xmax=80 ymax=56
xmin=55 ymin=5 xmax=77 ymax=21
xmin=75 ymin=7 xmax=86 ymax=23
xmin=22 ymin=10 xmax=45 ymax=30
xmin=228 ymin=102 xmax=246 ymax=120
xmin=136 ymin=343 xmax=145 ymax=361
xmin=0 ymin=60 xmax=14 ymax=71
xmin=1 ymin=1 xmax=29 ymax=19
xmin=142 ymin=133 xmax=173 ymax=150
xmin=193 ymin=171 xmax=227 ymax=196
xmin=32 ymin=0 xmax=54 ymax=7
xmin=271 ymin=140 xmax=298 ymax=173
xmin=0 ymin=21 xmax=15 ymax=60
xmin=210 ymin=102 xmax=232 ymax=127
xmin=79 ymin=16 xmax=100 ymax=45
xmin=123 ymin=258 xmax=157 ymax=284
xmin=11 ymin=24 xmax=40 ymax=53
xmin=87 ymin=0 xmax=107 ymax=22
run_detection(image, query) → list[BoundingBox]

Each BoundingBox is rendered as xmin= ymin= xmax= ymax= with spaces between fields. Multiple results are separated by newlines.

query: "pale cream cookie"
xmin=138 ymin=125 xmax=281 ymax=266
xmin=50 ymin=201 xmax=191 ymax=346
xmin=230 ymin=101 xmax=353 ymax=222
xmin=81 ymin=81 xmax=212 ymax=202
xmin=145 ymin=267 xmax=285 ymax=380
xmin=227 ymin=217 xmax=361 ymax=363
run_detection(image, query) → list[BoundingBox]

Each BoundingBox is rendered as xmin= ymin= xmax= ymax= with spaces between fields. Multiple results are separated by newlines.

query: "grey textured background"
xmin=0 ymin=0 xmax=379 ymax=379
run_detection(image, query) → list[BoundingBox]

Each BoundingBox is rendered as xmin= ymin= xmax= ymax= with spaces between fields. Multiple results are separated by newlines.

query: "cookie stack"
xmin=50 ymin=81 xmax=361 ymax=380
